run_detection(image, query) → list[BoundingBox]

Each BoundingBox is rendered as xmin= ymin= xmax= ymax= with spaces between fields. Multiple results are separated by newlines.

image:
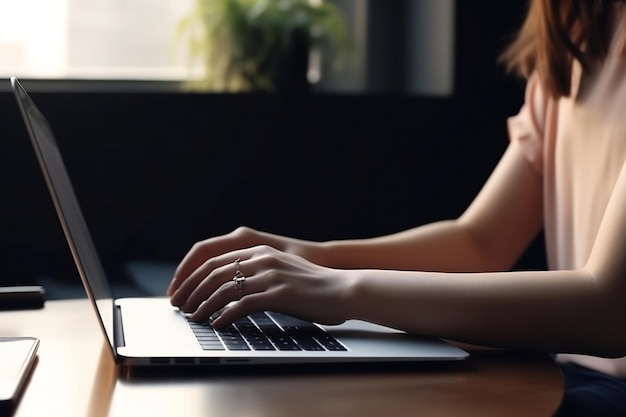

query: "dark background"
xmin=0 ymin=0 xmax=545 ymax=299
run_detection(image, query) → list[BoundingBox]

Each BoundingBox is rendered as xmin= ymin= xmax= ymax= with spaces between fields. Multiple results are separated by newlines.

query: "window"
xmin=0 ymin=0 xmax=455 ymax=95
xmin=325 ymin=0 xmax=455 ymax=95
xmin=0 ymin=0 xmax=198 ymax=80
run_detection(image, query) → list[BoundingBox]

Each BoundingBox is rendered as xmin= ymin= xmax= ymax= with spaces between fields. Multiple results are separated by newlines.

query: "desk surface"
xmin=1 ymin=299 xmax=563 ymax=417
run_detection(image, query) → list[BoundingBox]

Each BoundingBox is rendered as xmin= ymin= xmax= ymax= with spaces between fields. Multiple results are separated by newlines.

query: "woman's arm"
xmin=345 ymin=267 xmax=622 ymax=357
xmin=342 ymin=148 xmax=626 ymax=357
xmin=168 ymin=141 xmax=543 ymax=297
xmin=347 ymin=153 xmax=626 ymax=355
xmin=319 ymin=140 xmax=544 ymax=272
xmin=170 ymin=142 xmax=626 ymax=358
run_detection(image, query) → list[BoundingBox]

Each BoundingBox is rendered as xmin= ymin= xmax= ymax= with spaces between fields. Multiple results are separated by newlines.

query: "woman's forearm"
xmin=314 ymin=144 xmax=544 ymax=273
xmin=317 ymin=220 xmax=515 ymax=272
xmin=341 ymin=267 xmax=626 ymax=358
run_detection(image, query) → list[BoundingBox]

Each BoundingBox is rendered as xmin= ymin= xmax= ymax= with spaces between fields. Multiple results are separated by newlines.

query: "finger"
xmin=167 ymin=240 xmax=216 ymax=296
xmin=167 ymin=228 xmax=262 ymax=296
xmin=174 ymin=245 xmax=276 ymax=309
xmin=209 ymin=295 xmax=267 ymax=328
xmin=169 ymin=258 xmax=220 ymax=307
xmin=189 ymin=275 xmax=267 ymax=323
xmin=170 ymin=251 xmax=243 ymax=307
xmin=179 ymin=257 xmax=244 ymax=312
xmin=168 ymin=235 xmax=240 ymax=295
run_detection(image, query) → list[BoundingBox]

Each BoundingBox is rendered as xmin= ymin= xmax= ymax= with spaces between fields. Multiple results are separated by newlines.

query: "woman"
xmin=167 ymin=1 xmax=626 ymax=414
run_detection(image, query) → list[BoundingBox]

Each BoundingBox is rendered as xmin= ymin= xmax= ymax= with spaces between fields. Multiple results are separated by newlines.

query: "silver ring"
xmin=232 ymin=258 xmax=246 ymax=292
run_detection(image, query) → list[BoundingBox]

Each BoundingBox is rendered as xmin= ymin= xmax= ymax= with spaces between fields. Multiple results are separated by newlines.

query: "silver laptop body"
xmin=11 ymin=76 xmax=468 ymax=367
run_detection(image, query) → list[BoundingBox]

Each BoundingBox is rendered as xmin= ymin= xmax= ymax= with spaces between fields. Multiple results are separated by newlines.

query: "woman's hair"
xmin=501 ymin=0 xmax=625 ymax=98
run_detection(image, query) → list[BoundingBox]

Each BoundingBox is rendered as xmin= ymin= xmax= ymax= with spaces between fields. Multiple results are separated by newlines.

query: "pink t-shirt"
xmin=507 ymin=17 xmax=626 ymax=376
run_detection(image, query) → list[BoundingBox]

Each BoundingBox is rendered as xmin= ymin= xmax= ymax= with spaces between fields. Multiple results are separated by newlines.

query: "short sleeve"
xmin=507 ymin=73 xmax=548 ymax=174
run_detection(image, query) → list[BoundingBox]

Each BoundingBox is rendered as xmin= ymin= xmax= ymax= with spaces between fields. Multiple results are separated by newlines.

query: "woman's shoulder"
xmin=506 ymin=73 xmax=554 ymax=174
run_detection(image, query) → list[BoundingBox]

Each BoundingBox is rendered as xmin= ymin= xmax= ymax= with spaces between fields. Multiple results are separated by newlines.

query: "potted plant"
xmin=174 ymin=0 xmax=350 ymax=93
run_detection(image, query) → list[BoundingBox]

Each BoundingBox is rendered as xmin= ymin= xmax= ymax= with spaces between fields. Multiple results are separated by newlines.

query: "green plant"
xmin=174 ymin=0 xmax=350 ymax=92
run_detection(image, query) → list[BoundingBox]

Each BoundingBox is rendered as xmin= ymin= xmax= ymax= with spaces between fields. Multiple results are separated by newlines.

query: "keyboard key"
xmin=268 ymin=313 xmax=347 ymax=351
xmin=188 ymin=312 xmax=346 ymax=352
xmin=267 ymin=313 xmax=314 ymax=328
xmin=293 ymin=337 xmax=325 ymax=351
xmin=217 ymin=325 xmax=251 ymax=351
xmin=200 ymin=341 xmax=226 ymax=351
xmin=235 ymin=323 xmax=276 ymax=351
xmin=247 ymin=337 xmax=276 ymax=351
xmin=284 ymin=331 xmax=324 ymax=351
xmin=314 ymin=335 xmax=347 ymax=351
xmin=223 ymin=339 xmax=250 ymax=350
xmin=248 ymin=315 xmax=302 ymax=351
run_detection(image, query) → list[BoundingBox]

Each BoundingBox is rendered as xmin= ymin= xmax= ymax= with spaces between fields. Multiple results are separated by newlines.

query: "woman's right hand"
xmin=165 ymin=226 xmax=324 ymax=297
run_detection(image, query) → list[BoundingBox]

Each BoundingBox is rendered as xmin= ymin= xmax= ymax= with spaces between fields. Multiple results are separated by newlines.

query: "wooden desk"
xmin=1 ymin=299 xmax=563 ymax=417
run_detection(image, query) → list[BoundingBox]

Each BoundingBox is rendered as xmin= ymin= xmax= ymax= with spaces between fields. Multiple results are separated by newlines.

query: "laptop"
xmin=10 ymin=76 xmax=469 ymax=367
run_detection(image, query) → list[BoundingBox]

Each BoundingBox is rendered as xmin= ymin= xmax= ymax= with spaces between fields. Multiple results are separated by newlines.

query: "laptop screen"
xmin=11 ymin=77 xmax=117 ymax=358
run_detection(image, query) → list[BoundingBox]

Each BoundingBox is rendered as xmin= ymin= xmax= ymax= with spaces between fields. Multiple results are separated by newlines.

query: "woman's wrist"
xmin=285 ymin=238 xmax=336 ymax=267
xmin=332 ymin=268 xmax=362 ymax=322
xmin=307 ymin=240 xmax=335 ymax=267
xmin=311 ymin=240 xmax=357 ymax=268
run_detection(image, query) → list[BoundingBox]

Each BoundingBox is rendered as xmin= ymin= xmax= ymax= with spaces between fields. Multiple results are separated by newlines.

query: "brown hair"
xmin=500 ymin=0 xmax=623 ymax=98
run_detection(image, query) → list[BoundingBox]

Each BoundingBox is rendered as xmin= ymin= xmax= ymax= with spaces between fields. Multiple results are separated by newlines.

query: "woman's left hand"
xmin=169 ymin=245 xmax=352 ymax=328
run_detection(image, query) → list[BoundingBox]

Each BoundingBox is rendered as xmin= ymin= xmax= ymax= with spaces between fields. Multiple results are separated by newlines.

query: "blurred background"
xmin=0 ymin=0 xmax=544 ymax=300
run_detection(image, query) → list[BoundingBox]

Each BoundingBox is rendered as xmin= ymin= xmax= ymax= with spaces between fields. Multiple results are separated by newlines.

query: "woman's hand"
xmin=166 ymin=226 xmax=325 ymax=297
xmin=168 ymin=244 xmax=352 ymax=328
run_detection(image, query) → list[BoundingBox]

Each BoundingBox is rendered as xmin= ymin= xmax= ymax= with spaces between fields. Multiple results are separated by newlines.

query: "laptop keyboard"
xmin=187 ymin=312 xmax=347 ymax=352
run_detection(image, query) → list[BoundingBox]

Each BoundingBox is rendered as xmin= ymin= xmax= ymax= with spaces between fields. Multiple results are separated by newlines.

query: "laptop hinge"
xmin=114 ymin=304 xmax=126 ymax=348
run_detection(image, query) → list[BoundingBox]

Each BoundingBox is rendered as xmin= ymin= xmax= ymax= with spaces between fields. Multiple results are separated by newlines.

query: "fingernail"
xmin=165 ymin=278 xmax=177 ymax=296
xmin=209 ymin=317 xmax=224 ymax=329
xmin=170 ymin=293 xmax=183 ymax=308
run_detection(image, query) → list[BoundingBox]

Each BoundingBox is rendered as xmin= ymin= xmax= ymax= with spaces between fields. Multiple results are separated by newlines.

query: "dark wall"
xmin=0 ymin=0 xmax=544 ymax=290
xmin=0 ymin=93 xmax=472 ymax=283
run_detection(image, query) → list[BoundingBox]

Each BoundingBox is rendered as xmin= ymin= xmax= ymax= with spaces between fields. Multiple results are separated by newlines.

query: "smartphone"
xmin=0 ymin=337 xmax=39 ymax=413
xmin=0 ymin=286 xmax=45 ymax=310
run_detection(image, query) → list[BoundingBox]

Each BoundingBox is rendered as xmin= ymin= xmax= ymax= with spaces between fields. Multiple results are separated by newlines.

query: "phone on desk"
xmin=0 ymin=337 xmax=39 ymax=414
xmin=0 ymin=287 xmax=45 ymax=310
